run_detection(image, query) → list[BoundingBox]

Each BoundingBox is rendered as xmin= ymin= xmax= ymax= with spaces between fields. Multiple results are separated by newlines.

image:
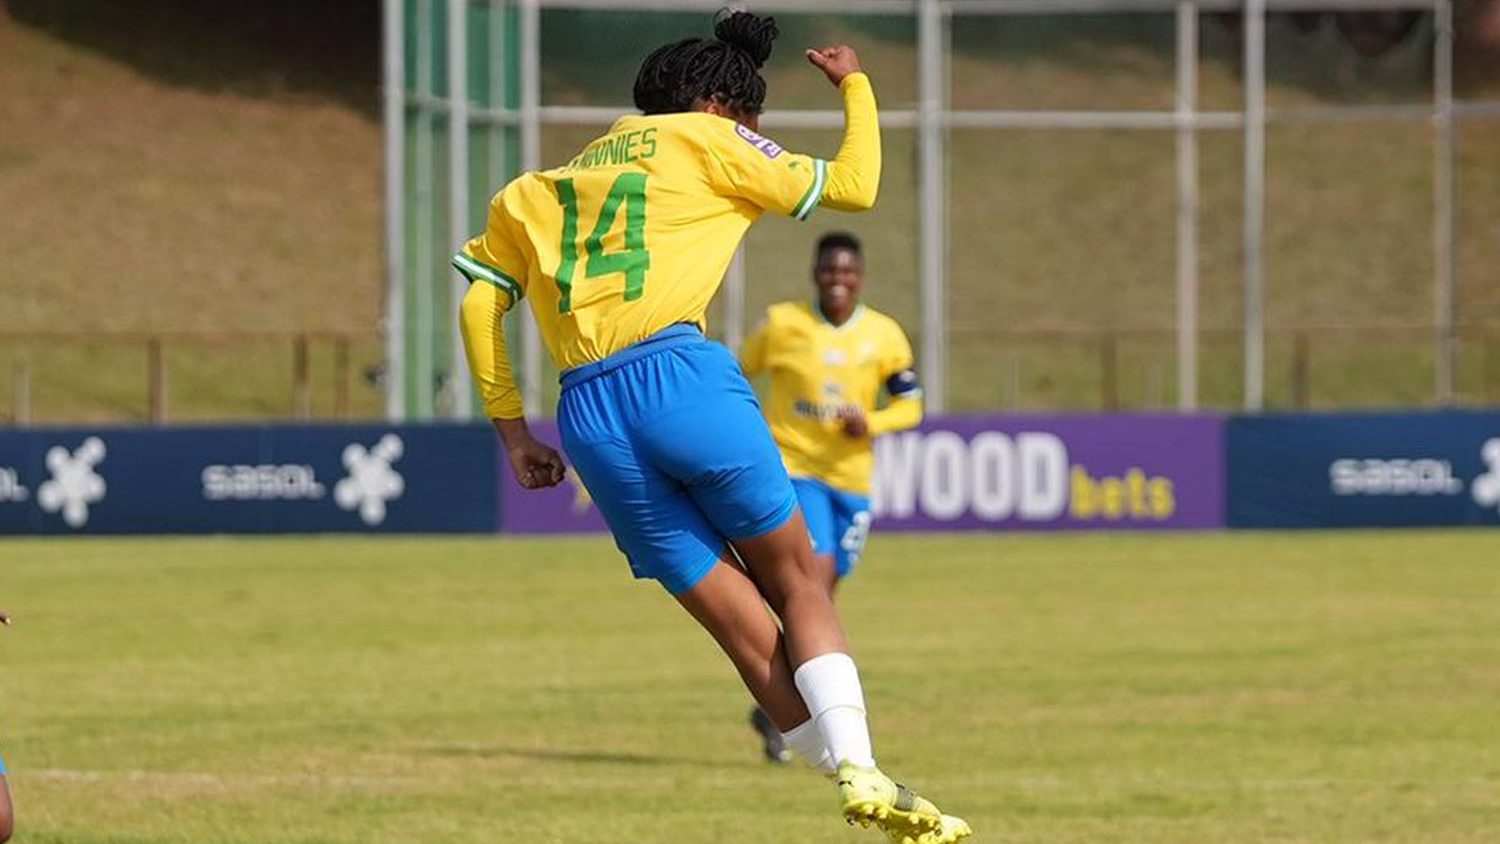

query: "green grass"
xmin=1 ymin=532 xmax=1498 ymax=843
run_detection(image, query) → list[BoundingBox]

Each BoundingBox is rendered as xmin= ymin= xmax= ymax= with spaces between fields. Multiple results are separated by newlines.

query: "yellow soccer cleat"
xmin=918 ymin=814 xmax=974 ymax=844
xmin=836 ymin=761 xmax=962 ymax=842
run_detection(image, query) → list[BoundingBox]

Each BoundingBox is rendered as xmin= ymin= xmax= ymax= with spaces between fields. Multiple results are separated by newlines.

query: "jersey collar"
xmin=814 ymin=301 xmax=866 ymax=333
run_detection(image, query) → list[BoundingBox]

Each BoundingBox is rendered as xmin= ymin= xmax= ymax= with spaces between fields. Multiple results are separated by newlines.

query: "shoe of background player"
xmin=748 ymin=707 xmax=794 ymax=764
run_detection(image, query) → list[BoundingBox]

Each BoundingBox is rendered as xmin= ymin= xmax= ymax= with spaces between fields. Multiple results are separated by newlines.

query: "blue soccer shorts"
xmin=791 ymin=476 xmax=873 ymax=579
xmin=557 ymin=325 xmax=798 ymax=594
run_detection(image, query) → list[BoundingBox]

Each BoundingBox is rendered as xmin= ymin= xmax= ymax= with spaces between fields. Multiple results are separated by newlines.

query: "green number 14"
xmin=555 ymin=173 xmax=651 ymax=314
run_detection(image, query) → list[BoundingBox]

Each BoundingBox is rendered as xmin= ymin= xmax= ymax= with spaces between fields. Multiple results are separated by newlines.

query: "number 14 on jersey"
xmin=555 ymin=173 xmax=652 ymax=314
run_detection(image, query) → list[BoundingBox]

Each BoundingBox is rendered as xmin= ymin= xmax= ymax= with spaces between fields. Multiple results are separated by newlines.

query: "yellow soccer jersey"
xmin=740 ymin=301 xmax=923 ymax=495
xmin=456 ymin=73 xmax=881 ymax=420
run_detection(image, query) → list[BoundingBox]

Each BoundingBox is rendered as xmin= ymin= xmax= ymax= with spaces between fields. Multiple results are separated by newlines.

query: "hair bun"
xmin=713 ymin=8 xmax=777 ymax=69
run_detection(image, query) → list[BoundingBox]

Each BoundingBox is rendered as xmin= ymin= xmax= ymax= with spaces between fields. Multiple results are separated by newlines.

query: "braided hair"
xmin=632 ymin=9 xmax=779 ymax=116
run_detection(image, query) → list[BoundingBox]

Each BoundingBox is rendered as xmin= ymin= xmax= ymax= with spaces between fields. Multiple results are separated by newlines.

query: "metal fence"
xmin=384 ymin=0 xmax=1500 ymax=420
xmin=0 ymin=332 xmax=383 ymax=425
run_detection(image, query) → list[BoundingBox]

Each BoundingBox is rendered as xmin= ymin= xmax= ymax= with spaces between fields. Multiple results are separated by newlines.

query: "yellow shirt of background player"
xmin=740 ymin=301 xmax=921 ymax=496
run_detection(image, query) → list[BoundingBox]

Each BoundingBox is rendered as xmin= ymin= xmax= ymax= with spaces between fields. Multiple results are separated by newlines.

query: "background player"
xmin=454 ymin=11 xmax=967 ymax=843
xmin=739 ymin=231 xmax=923 ymax=763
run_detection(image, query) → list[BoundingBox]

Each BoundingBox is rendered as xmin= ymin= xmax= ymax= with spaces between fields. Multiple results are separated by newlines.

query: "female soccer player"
xmin=455 ymin=12 xmax=968 ymax=843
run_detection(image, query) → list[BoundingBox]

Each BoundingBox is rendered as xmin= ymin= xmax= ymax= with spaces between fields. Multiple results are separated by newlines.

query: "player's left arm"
xmin=805 ymin=47 xmax=881 ymax=212
xmin=703 ymin=46 xmax=880 ymax=221
xmin=864 ymin=324 xmax=923 ymax=436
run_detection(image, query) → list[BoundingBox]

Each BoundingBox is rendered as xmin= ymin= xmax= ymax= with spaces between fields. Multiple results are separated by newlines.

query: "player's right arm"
xmin=455 ymin=194 xmax=528 ymax=422
xmin=455 ymin=192 xmax=564 ymax=489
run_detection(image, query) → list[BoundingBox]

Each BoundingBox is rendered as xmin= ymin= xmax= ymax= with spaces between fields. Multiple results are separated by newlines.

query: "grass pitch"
xmin=1 ymin=531 xmax=1497 ymax=843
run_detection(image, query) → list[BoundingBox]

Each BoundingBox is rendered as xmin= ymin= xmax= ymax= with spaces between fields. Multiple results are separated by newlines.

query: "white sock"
xmin=793 ymin=652 xmax=876 ymax=768
xmin=782 ymin=718 xmax=836 ymax=774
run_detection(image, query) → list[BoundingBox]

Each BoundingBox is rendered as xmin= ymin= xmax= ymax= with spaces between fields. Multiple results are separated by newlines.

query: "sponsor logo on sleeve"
xmin=735 ymin=123 xmax=784 ymax=159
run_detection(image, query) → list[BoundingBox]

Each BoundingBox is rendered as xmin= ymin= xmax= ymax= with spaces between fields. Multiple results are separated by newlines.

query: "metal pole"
xmin=448 ymin=0 xmax=474 ymax=418
xmin=334 ymin=336 xmax=352 ymax=419
xmin=489 ymin=0 xmax=507 ymax=187
xmin=414 ymin=0 xmax=436 ymax=419
xmin=148 ymin=338 xmax=168 ymax=425
xmin=1243 ymin=0 xmax=1266 ymax=411
xmin=725 ymin=246 xmax=747 ymax=351
xmin=1434 ymin=0 xmax=1456 ymax=404
xmin=519 ymin=0 xmax=544 ymax=415
xmin=382 ymin=0 xmax=406 ymax=421
xmin=293 ymin=334 xmax=312 ymax=420
xmin=1176 ymin=0 xmax=1200 ymax=411
xmin=11 ymin=359 xmax=30 ymax=426
xmin=918 ymin=0 xmax=947 ymax=412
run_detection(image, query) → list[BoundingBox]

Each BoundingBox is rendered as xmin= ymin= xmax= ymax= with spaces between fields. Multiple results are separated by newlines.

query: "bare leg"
xmin=731 ymin=510 xmax=847 ymax=667
xmin=817 ymin=553 xmax=839 ymax=596
xmin=0 ymin=774 xmax=13 ymax=843
xmin=675 ymin=559 xmax=809 ymax=731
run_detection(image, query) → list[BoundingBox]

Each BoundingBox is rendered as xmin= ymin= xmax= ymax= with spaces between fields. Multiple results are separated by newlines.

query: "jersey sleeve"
xmin=452 ymin=191 xmax=529 ymax=308
xmin=868 ymin=321 xmax=922 ymax=436
xmin=455 ymin=191 xmax=530 ymax=420
xmin=738 ymin=312 xmax=773 ymax=376
xmin=701 ymin=71 xmax=882 ymax=220
xmin=879 ymin=323 xmax=918 ymax=388
xmin=704 ymin=123 xmax=827 ymax=221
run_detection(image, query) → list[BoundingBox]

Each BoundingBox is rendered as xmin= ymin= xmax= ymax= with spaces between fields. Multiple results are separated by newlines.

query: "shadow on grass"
xmin=420 ymin=743 xmax=758 ymax=770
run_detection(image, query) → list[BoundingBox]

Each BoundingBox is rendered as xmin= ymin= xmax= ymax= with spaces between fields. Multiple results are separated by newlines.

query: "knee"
xmin=776 ymin=576 xmax=833 ymax=614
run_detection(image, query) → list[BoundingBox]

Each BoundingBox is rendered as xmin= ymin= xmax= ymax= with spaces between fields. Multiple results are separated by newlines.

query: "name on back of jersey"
xmin=562 ymin=128 xmax=659 ymax=172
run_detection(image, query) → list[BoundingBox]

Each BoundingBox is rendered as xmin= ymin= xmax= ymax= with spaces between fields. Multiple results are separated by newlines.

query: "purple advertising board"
xmin=497 ymin=420 xmax=610 ymax=534
xmin=499 ymin=415 xmax=1226 ymax=534
xmin=870 ymin=414 xmax=1224 ymax=531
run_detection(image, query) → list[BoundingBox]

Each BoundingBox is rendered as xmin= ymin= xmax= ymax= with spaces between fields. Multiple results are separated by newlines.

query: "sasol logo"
xmin=0 ymin=467 xmax=28 ymax=502
xmin=872 ymin=430 xmax=1176 ymax=523
xmin=1472 ymin=438 xmax=1500 ymax=514
xmin=334 ymin=434 xmax=405 ymax=526
xmin=38 ymin=437 xmax=107 ymax=529
xmin=1329 ymin=458 xmax=1464 ymax=497
xmin=202 ymin=464 xmax=326 ymax=501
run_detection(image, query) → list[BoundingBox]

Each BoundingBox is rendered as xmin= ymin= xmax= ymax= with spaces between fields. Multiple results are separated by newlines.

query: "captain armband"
xmin=885 ymin=367 xmax=922 ymax=398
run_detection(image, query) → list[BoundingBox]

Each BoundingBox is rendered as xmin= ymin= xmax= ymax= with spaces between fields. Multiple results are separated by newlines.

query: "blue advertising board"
xmin=1227 ymin=411 xmax=1500 ymax=528
xmin=0 ymin=424 xmax=500 ymax=534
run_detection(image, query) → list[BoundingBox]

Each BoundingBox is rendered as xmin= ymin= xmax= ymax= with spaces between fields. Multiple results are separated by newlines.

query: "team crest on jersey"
xmin=735 ymin=124 xmax=784 ymax=159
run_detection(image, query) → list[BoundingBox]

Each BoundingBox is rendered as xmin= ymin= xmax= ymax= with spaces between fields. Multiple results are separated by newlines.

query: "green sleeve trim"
xmin=452 ymin=253 xmax=524 ymax=302
xmin=792 ymin=158 xmax=827 ymax=221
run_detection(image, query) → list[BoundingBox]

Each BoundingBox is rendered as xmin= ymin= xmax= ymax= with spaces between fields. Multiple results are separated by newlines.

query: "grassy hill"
xmin=2 ymin=4 xmax=1498 ymax=421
